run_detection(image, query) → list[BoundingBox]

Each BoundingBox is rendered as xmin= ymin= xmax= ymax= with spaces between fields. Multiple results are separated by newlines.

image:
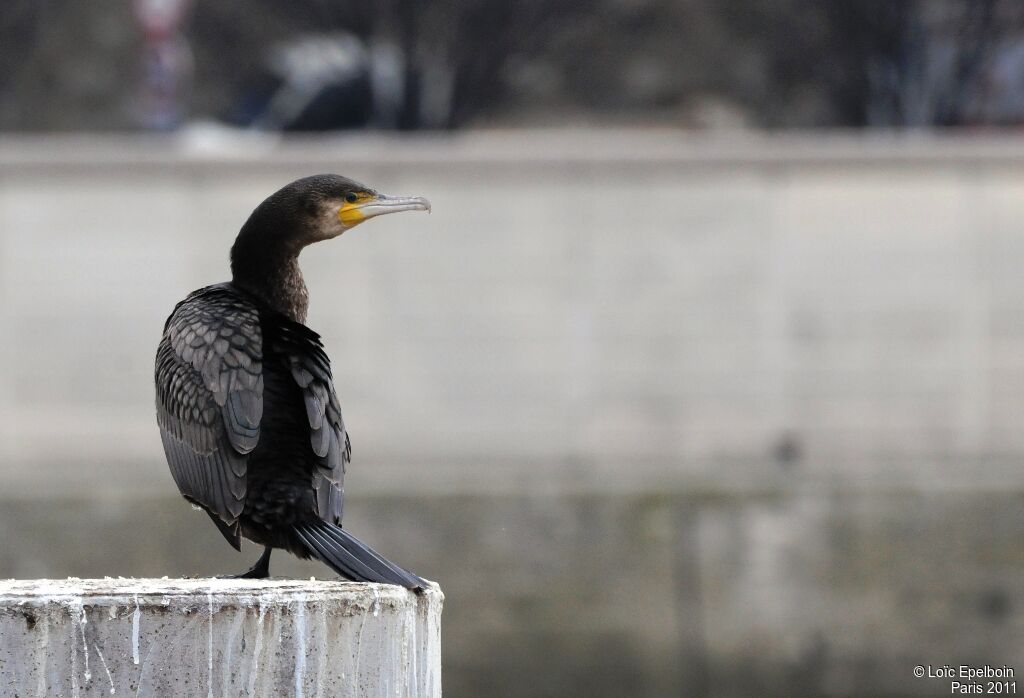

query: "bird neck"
xmin=230 ymin=235 xmax=310 ymax=323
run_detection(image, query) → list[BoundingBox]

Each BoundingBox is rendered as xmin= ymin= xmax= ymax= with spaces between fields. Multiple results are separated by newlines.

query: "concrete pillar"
xmin=0 ymin=578 xmax=442 ymax=697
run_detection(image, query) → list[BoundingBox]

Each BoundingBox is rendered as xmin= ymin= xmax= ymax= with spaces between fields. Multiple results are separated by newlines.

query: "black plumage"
xmin=155 ymin=175 xmax=429 ymax=588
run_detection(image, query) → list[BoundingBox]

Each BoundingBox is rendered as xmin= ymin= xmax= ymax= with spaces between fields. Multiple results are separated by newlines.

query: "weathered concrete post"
xmin=0 ymin=578 xmax=442 ymax=697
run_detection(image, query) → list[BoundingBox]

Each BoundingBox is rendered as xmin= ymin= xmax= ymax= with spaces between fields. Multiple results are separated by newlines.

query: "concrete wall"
xmin=0 ymin=131 xmax=1022 ymax=695
xmin=0 ymin=578 xmax=442 ymax=697
xmin=2 ymin=132 xmax=1024 ymax=491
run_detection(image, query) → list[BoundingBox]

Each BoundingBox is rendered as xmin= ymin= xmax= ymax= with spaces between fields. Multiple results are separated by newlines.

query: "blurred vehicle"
xmin=226 ymin=32 xmax=405 ymax=131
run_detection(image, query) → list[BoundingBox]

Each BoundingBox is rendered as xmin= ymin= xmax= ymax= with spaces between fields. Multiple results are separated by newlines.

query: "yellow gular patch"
xmin=338 ymin=193 xmax=374 ymax=226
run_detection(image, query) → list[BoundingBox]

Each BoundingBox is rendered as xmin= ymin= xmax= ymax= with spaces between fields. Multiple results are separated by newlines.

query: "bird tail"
xmin=293 ymin=520 xmax=426 ymax=590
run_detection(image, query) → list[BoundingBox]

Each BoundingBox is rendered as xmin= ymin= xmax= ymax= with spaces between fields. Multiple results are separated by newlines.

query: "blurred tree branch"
xmin=720 ymin=0 xmax=1014 ymax=127
xmin=2 ymin=0 xmax=1024 ymax=130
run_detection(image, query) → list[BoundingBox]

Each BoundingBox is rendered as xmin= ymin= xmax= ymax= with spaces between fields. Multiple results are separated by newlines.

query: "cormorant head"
xmin=239 ymin=174 xmax=430 ymax=249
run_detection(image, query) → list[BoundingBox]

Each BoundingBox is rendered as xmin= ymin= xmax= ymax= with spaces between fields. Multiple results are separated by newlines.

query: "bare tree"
xmin=2 ymin=0 xmax=1023 ymax=130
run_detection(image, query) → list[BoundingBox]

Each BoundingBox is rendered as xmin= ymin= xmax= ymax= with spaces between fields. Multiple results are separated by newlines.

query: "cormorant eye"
xmin=345 ymin=192 xmax=359 ymax=204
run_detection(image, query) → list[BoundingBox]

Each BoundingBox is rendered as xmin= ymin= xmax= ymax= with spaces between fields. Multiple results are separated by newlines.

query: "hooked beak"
xmin=339 ymin=193 xmax=431 ymax=228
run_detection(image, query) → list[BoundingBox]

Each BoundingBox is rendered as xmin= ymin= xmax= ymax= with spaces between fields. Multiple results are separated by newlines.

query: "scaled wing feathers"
xmin=155 ymin=284 xmax=263 ymax=534
xmin=156 ymin=282 xmax=351 ymax=537
xmin=268 ymin=319 xmax=350 ymax=524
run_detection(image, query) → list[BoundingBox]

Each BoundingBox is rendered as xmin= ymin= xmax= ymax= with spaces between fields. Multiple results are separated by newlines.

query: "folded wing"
xmin=266 ymin=316 xmax=350 ymax=525
xmin=155 ymin=284 xmax=263 ymax=546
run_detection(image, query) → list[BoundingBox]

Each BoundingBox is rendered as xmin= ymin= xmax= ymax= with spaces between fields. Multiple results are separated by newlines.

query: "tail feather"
xmin=294 ymin=526 xmax=376 ymax=581
xmin=294 ymin=520 xmax=426 ymax=590
xmin=316 ymin=523 xmax=422 ymax=586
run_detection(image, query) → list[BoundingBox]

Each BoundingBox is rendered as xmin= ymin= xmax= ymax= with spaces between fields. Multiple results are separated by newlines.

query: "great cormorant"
xmin=154 ymin=175 xmax=429 ymax=588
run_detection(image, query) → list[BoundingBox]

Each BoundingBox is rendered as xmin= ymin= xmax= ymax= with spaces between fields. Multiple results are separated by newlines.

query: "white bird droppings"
xmin=131 ymin=594 xmax=141 ymax=665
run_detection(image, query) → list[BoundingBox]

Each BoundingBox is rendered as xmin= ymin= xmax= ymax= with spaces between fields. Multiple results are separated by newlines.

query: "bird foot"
xmin=219 ymin=546 xmax=271 ymax=579
xmin=219 ymin=568 xmax=268 ymax=580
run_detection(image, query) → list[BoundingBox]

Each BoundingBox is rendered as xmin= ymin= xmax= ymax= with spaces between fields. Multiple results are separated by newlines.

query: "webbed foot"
xmin=220 ymin=546 xmax=272 ymax=579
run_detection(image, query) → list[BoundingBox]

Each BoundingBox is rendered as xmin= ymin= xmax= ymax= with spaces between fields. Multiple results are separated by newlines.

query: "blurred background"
xmin=1 ymin=0 xmax=1023 ymax=696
